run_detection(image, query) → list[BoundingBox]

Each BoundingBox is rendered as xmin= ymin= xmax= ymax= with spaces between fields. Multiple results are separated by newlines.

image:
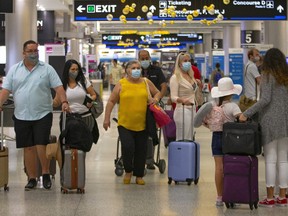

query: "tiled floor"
xmin=0 ymin=90 xmax=288 ymax=216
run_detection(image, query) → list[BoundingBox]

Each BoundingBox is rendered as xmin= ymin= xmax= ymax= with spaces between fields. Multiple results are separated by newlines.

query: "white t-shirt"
xmin=66 ymin=79 xmax=91 ymax=114
xmin=222 ymin=101 xmax=242 ymax=122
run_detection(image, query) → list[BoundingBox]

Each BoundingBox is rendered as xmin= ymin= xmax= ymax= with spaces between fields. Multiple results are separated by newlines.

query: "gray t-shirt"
xmin=244 ymin=60 xmax=260 ymax=100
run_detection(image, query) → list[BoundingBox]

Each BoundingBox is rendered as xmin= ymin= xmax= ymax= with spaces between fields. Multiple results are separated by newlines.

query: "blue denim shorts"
xmin=211 ymin=132 xmax=224 ymax=156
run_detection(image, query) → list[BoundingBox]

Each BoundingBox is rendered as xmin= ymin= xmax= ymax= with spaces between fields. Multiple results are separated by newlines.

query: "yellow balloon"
xmin=223 ymin=0 xmax=230 ymax=4
xmin=187 ymin=15 xmax=193 ymax=21
xmin=210 ymin=4 xmax=215 ymax=9
xmin=148 ymin=19 xmax=154 ymax=25
xmin=182 ymin=8 xmax=187 ymax=12
xmin=200 ymin=19 xmax=207 ymax=24
xmin=120 ymin=15 xmax=126 ymax=21
xmin=212 ymin=19 xmax=218 ymax=24
xmin=170 ymin=20 xmax=175 ymax=24
xmin=131 ymin=3 xmax=136 ymax=8
xmin=162 ymin=23 xmax=167 ymax=27
xmin=123 ymin=8 xmax=129 ymax=15
xmin=206 ymin=21 xmax=211 ymax=26
xmin=171 ymin=12 xmax=176 ymax=18
xmin=121 ymin=0 xmax=126 ymax=3
xmin=125 ymin=5 xmax=129 ymax=8
xmin=106 ymin=14 xmax=113 ymax=21
xmin=217 ymin=14 xmax=224 ymax=21
xmin=142 ymin=5 xmax=148 ymax=13
xmin=129 ymin=7 xmax=135 ymax=13
xmin=203 ymin=5 xmax=208 ymax=10
xmin=136 ymin=16 xmax=141 ymax=21
xmin=193 ymin=10 xmax=199 ymax=17
xmin=122 ymin=20 xmax=127 ymax=24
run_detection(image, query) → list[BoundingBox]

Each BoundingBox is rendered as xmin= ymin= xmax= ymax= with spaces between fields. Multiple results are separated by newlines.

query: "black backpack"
xmin=59 ymin=113 xmax=93 ymax=152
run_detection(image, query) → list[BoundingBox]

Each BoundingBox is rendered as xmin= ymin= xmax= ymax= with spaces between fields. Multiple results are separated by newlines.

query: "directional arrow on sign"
xmin=149 ymin=5 xmax=156 ymax=13
xmin=77 ymin=5 xmax=85 ymax=13
xmin=277 ymin=5 xmax=284 ymax=13
xmin=103 ymin=36 xmax=108 ymax=40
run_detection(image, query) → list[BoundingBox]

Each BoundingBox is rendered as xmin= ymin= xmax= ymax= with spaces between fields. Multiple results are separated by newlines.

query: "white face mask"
xmin=253 ymin=56 xmax=260 ymax=62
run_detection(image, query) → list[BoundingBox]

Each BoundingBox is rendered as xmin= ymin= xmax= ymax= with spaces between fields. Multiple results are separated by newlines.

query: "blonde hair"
xmin=174 ymin=52 xmax=194 ymax=81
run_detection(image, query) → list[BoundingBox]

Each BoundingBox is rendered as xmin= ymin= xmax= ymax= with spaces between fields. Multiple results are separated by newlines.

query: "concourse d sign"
xmin=74 ymin=0 xmax=287 ymax=21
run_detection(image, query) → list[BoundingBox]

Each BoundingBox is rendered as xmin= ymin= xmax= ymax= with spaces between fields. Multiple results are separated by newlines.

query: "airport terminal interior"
xmin=1 ymin=0 xmax=288 ymax=216
xmin=0 ymin=93 xmax=287 ymax=216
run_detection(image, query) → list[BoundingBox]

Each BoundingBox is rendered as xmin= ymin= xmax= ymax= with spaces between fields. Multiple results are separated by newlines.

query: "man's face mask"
xmin=140 ymin=60 xmax=150 ymax=69
xmin=27 ymin=53 xmax=39 ymax=64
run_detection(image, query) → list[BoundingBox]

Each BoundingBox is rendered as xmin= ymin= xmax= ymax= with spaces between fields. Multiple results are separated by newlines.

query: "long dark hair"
xmin=262 ymin=48 xmax=288 ymax=87
xmin=62 ymin=59 xmax=86 ymax=91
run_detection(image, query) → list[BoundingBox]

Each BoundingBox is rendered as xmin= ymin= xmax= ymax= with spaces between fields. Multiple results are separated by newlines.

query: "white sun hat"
xmin=211 ymin=77 xmax=242 ymax=98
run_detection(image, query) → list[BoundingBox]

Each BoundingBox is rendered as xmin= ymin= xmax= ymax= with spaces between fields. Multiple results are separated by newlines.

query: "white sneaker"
xmin=216 ymin=197 xmax=224 ymax=207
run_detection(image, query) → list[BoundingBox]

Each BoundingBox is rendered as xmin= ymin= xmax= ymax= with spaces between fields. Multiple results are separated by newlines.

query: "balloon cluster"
xmin=106 ymin=1 xmax=230 ymax=27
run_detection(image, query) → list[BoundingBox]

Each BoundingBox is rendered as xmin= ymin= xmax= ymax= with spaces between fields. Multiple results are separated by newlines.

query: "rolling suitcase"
xmin=223 ymin=155 xmax=259 ymax=210
xmin=0 ymin=111 xmax=9 ymax=191
xmin=168 ymin=104 xmax=200 ymax=185
xmin=60 ymin=112 xmax=86 ymax=194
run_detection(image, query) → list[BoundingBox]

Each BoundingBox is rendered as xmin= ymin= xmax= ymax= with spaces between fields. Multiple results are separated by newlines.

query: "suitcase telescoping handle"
xmin=0 ymin=110 xmax=3 ymax=150
xmin=182 ymin=103 xmax=194 ymax=141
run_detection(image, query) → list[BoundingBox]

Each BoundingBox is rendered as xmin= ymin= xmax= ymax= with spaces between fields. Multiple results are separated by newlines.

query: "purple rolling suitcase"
xmin=223 ymin=155 xmax=259 ymax=210
xmin=168 ymin=104 xmax=200 ymax=185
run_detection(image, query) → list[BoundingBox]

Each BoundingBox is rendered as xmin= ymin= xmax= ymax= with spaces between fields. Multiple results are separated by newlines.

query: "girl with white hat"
xmin=208 ymin=77 xmax=242 ymax=206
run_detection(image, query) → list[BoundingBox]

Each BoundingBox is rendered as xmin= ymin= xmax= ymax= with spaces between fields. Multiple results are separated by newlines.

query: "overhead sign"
xmin=74 ymin=0 xmax=287 ymax=21
xmin=102 ymin=33 xmax=203 ymax=44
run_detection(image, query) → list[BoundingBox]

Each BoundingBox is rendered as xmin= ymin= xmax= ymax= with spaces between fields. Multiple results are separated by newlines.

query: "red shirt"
xmin=192 ymin=65 xmax=201 ymax=80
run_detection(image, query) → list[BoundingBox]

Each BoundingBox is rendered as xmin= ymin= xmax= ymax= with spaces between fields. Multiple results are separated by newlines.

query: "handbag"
xmin=222 ymin=120 xmax=262 ymax=156
xmin=238 ymin=95 xmax=257 ymax=112
xmin=149 ymin=104 xmax=171 ymax=128
xmin=195 ymin=85 xmax=204 ymax=107
xmin=90 ymin=91 xmax=104 ymax=119
xmin=162 ymin=109 xmax=176 ymax=147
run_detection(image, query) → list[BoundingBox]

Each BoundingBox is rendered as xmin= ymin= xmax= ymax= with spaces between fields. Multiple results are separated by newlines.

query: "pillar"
xmin=5 ymin=0 xmax=37 ymax=72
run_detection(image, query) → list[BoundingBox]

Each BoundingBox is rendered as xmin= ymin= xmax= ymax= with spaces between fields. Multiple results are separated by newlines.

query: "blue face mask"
xmin=182 ymin=62 xmax=191 ymax=72
xmin=140 ymin=60 xmax=150 ymax=69
xmin=131 ymin=69 xmax=141 ymax=78
xmin=69 ymin=71 xmax=78 ymax=79
xmin=27 ymin=53 xmax=39 ymax=64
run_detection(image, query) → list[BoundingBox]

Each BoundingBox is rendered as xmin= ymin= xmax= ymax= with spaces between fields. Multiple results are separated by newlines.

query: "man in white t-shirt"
xmin=240 ymin=48 xmax=261 ymax=112
xmin=244 ymin=48 xmax=261 ymax=100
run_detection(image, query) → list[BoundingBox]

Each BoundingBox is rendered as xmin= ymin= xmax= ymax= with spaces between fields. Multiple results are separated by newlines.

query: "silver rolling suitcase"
xmin=60 ymin=112 xmax=86 ymax=193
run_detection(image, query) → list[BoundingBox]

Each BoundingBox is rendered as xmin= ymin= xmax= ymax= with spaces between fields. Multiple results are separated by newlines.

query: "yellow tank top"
xmin=118 ymin=78 xmax=148 ymax=131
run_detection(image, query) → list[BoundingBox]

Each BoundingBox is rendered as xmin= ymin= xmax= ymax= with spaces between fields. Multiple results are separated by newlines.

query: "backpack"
xmin=214 ymin=71 xmax=223 ymax=85
xmin=59 ymin=113 xmax=93 ymax=152
xmin=203 ymin=105 xmax=227 ymax=132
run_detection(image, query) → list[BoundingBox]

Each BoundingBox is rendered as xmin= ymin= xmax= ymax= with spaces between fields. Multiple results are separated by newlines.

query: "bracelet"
xmin=61 ymin=101 xmax=69 ymax=104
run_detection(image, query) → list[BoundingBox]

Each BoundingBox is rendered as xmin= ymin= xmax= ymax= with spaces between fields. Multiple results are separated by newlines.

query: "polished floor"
xmin=0 ymin=90 xmax=288 ymax=216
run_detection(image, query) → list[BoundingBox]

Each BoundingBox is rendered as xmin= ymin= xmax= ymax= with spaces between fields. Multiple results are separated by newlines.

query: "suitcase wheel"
xmin=194 ymin=178 xmax=199 ymax=185
xmin=175 ymin=181 xmax=179 ymax=185
xmin=168 ymin=178 xmax=172 ymax=185
xmin=61 ymin=187 xmax=68 ymax=194
xmin=249 ymin=203 xmax=253 ymax=210
xmin=254 ymin=202 xmax=258 ymax=209
xmin=225 ymin=202 xmax=235 ymax=209
xmin=4 ymin=185 xmax=9 ymax=191
xmin=158 ymin=159 xmax=166 ymax=174
xmin=77 ymin=188 xmax=85 ymax=194
xmin=115 ymin=167 xmax=124 ymax=176
xmin=187 ymin=181 xmax=192 ymax=186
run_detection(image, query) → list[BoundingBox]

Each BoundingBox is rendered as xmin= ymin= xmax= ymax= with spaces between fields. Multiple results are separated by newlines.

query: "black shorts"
xmin=13 ymin=113 xmax=53 ymax=148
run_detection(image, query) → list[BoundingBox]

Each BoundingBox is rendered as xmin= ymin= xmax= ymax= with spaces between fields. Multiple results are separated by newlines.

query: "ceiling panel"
xmin=37 ymin=0 xmax=70 ymax=11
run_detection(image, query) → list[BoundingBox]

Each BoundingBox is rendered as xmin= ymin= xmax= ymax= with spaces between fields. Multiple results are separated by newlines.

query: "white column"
xmin=263 ymin=21 xmax=288 ymax=55
xmin=5 ymin=0 xmax=37 ymax=71
xmin=223 ymin=26 xmax=241 ymax=74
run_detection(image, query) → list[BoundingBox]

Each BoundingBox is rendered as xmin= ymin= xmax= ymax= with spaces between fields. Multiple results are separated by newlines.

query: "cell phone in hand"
xmin=85 ymin=94 xmax=93 ymax=103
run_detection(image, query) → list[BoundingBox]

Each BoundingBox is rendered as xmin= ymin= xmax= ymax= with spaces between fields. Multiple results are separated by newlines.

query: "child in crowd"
xmin=194 ymin=77 xmax=242 ymax=206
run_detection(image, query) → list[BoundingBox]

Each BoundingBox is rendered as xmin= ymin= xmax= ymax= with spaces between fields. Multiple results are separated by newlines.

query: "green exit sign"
xmin=87 ymin=5 xmax=95 ymax=13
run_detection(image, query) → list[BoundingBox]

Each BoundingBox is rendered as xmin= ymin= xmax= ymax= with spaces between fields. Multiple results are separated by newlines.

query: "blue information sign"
xmin=212 ymin=51 xmax=225 ymax=74
xmin=229 ymin=49 xmax=244 ymax=99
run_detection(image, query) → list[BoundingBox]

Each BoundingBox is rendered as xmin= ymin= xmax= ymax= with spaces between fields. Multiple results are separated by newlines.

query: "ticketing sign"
xmin=74 ymin=0 xmax=287 ymax=21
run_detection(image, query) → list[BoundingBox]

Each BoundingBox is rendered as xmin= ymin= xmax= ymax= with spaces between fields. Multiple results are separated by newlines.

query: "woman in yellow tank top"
xmin=103 ymin=60 xmax=161 ymax=185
